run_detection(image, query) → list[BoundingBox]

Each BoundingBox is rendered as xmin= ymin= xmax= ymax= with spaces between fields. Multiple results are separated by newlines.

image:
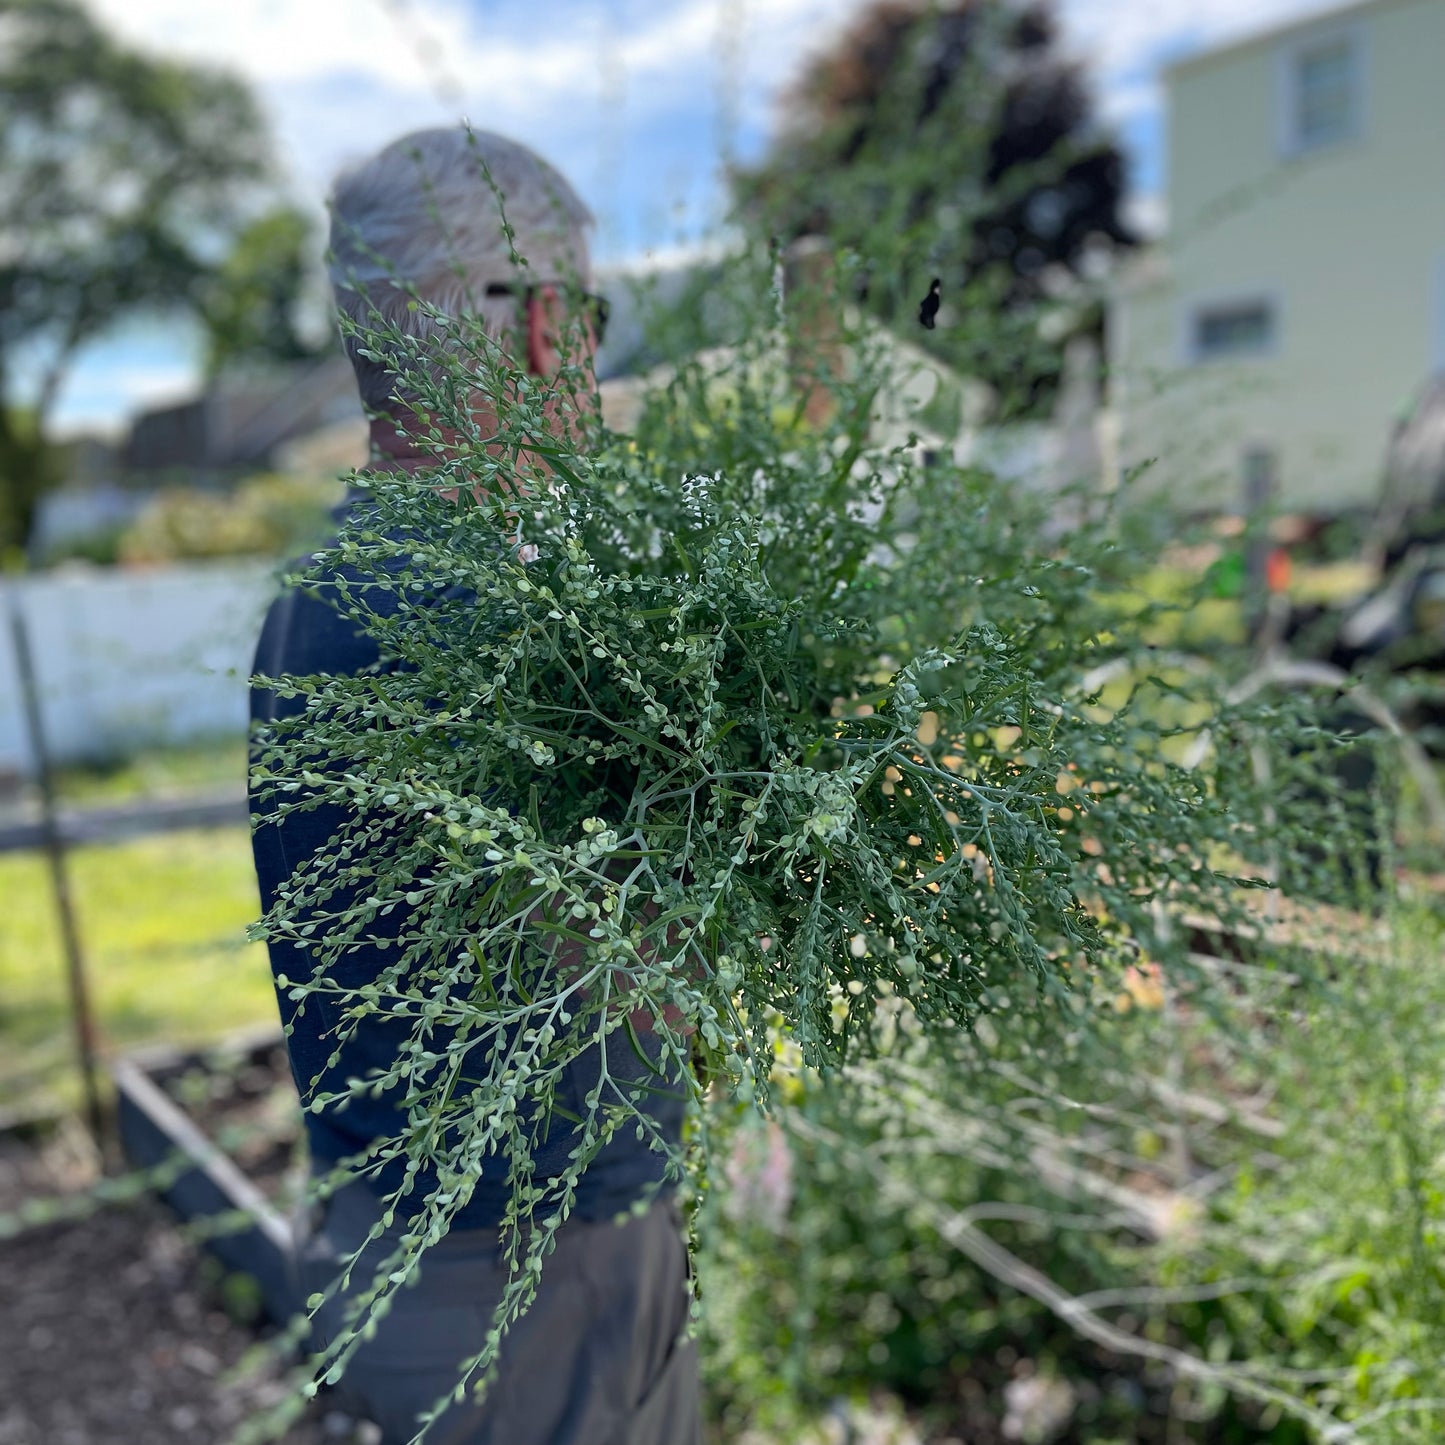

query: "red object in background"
xmin=1266 ymin=548 xmax=1293 ymax=594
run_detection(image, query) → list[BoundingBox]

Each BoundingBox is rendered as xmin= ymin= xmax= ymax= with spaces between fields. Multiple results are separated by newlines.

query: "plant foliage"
xmin=246 ymin=234 xmax=1357 ymax=1436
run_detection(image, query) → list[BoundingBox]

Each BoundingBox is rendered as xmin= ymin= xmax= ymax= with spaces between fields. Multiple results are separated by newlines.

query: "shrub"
xmin=117 ymin=472 xmax=342 ymax=564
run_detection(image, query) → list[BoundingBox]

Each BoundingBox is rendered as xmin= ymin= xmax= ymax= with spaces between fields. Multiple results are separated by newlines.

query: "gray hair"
xmin=328 ymin=127 xmax=594 ymax=411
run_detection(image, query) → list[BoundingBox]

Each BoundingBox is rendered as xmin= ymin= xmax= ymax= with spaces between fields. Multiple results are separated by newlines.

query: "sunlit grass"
xmin=0 ymin=825 xmax=275 ymax=1112
xmin=1127 ymin=566 xmax=1247 ymax=651
xmin=1288 ymin=557 xmax=1375 ymax=606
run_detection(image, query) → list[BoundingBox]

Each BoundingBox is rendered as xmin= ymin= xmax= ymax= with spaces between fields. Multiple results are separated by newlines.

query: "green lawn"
xmin=0 ymin=826 xmax=279 ymax=1113
xmin=51 ymin=735 xmax=248 ymax=808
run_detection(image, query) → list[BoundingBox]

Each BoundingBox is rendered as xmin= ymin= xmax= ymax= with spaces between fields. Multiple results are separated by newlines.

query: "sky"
xmin=50 ymin=0 xmax=1351 ymax=436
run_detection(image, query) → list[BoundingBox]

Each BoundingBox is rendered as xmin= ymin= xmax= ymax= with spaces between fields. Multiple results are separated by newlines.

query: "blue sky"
xmin=49 ymin=0 xmax=1348 ymax=436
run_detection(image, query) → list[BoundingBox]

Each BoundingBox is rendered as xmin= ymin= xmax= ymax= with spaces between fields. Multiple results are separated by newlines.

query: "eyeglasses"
xmin=484 ymin=282 xmax=610 ymax=346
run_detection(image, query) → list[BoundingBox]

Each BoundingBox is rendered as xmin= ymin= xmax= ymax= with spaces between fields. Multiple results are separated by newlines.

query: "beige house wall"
xmin=1109 ymin=0 xmax=1445 ymax=515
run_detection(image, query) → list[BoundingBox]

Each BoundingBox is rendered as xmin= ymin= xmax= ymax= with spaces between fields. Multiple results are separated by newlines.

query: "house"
xmin=123 ymin=356 xmax=363 ymax=478
xmin=1107 ymin=0 xmax=1445 ymax=518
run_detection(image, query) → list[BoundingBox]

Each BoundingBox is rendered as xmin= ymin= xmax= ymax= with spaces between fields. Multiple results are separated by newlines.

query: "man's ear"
xmin=525 ymin=285 xmax=558 ymax=377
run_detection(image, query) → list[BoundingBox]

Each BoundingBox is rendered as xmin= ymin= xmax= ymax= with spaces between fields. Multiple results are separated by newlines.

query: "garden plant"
xmin=2 ymin=3 xmax=1440 ymax=1436
xmin=241 ymin=157 xmax=1416 ymax=1441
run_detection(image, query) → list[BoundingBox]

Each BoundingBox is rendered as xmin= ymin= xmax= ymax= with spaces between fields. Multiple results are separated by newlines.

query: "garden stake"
xmin=6 ymin=587 xmax=106 ymax=1147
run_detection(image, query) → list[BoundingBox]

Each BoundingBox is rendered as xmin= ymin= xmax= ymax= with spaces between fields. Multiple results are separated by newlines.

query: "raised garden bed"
xmin=0 ymin=1114 xmax=342 ymax=1445
xmin=111 ymin=1026 xmax=304 ymax=1325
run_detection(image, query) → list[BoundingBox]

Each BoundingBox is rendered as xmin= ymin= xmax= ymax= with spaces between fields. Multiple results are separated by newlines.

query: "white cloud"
xmin=83 ymin=0 xmax=1357 ymax=204
xmin=86 ymin=0 xmax=865 ymax=150
xmin=83 ymin=0 xmax=874 ymax=227
xmin=1122 ymin=192 xmax=1168 ymax=240
xmin=88 ymin=0 xmax=488 ymax=90
xmin=89 ymin=0 xmax=836 ymax=101
xmin=1096 ymin=75 xmax=1163 ymax=126
xmin=599 ymin=233 xmax=737 ymax=278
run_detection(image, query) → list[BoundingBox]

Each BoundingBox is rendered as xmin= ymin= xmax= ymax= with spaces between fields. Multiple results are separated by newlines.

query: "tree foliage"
xmin=733 ymin=0 xmax=1134 ymax=413
xmin=200 ymin=205 xmax=330 ymax=377
xmin=0 ymin=0 xmax=285 ymax=552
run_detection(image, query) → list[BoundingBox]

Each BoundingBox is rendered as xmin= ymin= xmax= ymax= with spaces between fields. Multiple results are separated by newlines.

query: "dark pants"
xmin=297 ymin=1182 xmax=701 ymax=1445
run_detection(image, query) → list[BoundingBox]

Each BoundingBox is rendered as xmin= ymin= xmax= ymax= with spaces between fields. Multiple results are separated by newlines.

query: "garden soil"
xmin=0 ymin=1125 xmax=367 ymax=1445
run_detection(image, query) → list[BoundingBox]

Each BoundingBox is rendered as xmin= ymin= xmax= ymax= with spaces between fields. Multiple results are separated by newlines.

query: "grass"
xmin=50 ymin=735 xmax=248 ymax=808
xmin=0 ymin=825 xmax=278 ymax=1113
xmin=1130 ymin=555 xmax=1376 ymax=654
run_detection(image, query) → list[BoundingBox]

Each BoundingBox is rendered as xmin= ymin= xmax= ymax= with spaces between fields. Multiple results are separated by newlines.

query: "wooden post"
xmin=5 ymin=586 xmax=106 ymax=1145
xmin=1241 ymin=446 xmax=1276 ymax=637
xmin=783 ymin=236 xmax=844 ymax=429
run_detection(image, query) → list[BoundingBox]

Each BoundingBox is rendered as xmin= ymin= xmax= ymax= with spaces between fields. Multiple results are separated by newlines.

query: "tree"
xmin=733 ymin=0 xmax=1135 ymax=413
xmin=0 ymin=0 xmax=280 ymax=554
xmin=199 ymin=205 xmax=331 ymax=377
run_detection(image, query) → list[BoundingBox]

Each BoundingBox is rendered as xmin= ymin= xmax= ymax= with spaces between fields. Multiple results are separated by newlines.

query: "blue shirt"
xmin=249 ymin=499 xmax=686 ymax=1228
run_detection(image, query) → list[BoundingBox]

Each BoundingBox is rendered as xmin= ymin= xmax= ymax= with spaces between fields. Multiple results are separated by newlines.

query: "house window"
xmin=1192 ymin=300 xmax=1276 ymax=361
xmin=1280 ymin=29 xmax=1363 ymax=154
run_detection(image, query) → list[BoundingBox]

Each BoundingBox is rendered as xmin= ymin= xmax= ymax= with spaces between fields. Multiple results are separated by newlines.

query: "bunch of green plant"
xmin=117 ymin=472 xmax=343 ymax=565
xmin=244 ymin=225 xmax=1360 ymax=1439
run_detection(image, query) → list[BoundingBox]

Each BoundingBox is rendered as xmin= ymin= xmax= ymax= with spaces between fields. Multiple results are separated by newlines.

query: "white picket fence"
xmin=0 ymin=561 xmax=280 ymax=777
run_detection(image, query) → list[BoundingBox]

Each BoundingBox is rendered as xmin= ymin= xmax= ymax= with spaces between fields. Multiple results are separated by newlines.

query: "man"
xmin=249 ymin=127 xmax=699 ymax=1445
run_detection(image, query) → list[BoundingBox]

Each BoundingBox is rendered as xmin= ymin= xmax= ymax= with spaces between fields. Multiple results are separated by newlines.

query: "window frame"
xmin=1180 ymin=289 xmax=1282 ymax=365
xmin=1275 ymin=20 xmax=1368 ymax=158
